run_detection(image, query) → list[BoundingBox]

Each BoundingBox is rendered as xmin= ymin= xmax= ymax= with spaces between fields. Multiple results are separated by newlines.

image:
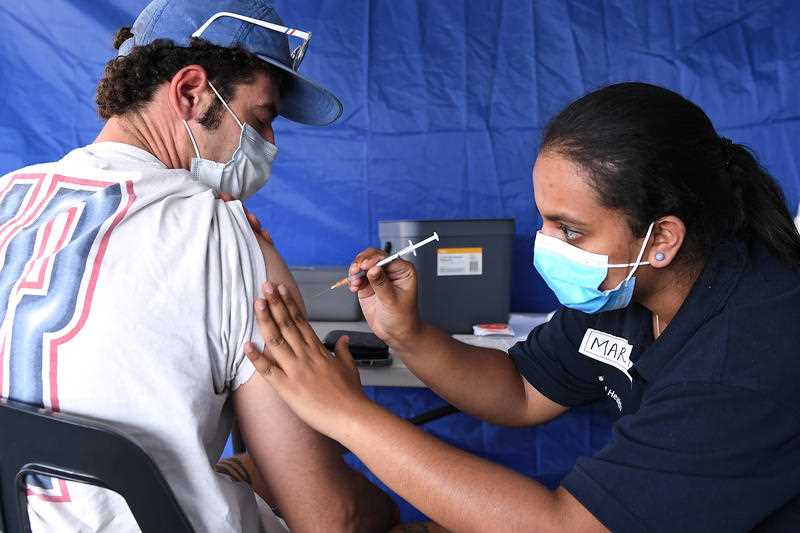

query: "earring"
xmin=655 ymin=252 xmax=665 ymax=261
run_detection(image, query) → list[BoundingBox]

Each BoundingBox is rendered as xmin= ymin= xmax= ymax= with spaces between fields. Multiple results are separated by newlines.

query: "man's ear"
xmin=168 ymin=65 xmax=210 ymax=121
xmin=648 ymin=215 xmax=686 ymax=268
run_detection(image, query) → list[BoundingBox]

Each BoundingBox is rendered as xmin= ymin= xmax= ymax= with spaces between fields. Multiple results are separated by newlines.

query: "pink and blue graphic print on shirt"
xmin=0 ymin=172 xmax=135 ymax=501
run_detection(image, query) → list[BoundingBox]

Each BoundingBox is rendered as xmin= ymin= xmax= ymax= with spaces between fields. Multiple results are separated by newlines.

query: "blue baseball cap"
xmin=116 ymin=0 xmax=343 ymax=126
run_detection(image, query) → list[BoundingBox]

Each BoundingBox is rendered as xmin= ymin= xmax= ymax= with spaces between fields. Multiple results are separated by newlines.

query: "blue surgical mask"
xmin=533 ymin=222 xmax=654 ymax=313
xmin=182 ymin=81 xmax=278 ymax=200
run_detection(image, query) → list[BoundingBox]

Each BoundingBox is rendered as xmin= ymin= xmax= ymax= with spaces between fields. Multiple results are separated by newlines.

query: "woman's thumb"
xmin=334 ymin=335 xmax=357 ymax=370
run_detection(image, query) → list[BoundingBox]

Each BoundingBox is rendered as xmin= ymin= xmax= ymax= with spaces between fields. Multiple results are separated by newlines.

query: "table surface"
xmin=310 ymin=313 xmax=550 ymax=388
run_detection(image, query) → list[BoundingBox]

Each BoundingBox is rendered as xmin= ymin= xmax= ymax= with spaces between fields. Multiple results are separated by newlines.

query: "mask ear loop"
xmin=207 ymin=81 xmax=244 ymax=129
xmin=182 ymin=120 xmax=202 ymax=159
xmin=622 ymin=222 xmax=655 ymax=282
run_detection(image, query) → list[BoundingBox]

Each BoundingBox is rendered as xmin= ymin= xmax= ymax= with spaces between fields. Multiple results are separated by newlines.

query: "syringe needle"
xmin=328 ymin=232 xmax=439 ymax=290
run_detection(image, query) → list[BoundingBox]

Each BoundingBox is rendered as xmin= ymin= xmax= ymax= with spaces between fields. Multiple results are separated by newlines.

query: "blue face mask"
xmin=533 ymin=222 xmax=654 ymax=313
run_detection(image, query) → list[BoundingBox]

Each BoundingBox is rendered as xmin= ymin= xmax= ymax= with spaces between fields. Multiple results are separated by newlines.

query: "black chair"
xmin=0 ymin=398 xmax=193 ymax=533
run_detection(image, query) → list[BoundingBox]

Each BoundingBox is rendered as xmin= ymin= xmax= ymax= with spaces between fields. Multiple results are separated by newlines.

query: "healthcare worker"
xmin=244 ymin=82 xmax=800 ymax=532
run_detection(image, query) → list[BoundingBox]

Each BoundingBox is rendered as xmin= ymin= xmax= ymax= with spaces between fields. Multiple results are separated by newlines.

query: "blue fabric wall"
xmin=3 ymin=1 xmax=798 ymax=312
xmin=1 ymin=0 xmax=799 ymax=523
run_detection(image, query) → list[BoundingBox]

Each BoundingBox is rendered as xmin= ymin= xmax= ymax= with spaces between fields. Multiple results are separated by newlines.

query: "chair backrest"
xmin=0 ymin=398 xmax=194 ymax=533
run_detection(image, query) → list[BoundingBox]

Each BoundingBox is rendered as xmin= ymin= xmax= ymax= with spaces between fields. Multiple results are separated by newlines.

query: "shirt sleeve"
xmin=508 ymin=307 xmax=604 ymax=406
xmin=561 ymin=382 xmax=800 ymax=532
xmin=207 ymin=200 xmax=267 ymax=393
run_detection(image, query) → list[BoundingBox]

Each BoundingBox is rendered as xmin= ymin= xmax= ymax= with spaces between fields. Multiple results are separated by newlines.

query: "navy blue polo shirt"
xmin=510 ymin=239 xmax=800 ymax=532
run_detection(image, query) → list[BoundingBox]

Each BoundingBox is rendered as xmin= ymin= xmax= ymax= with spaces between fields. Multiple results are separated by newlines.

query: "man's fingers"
xmin=259 ymin=228 xmax=274 ymax=245
xmin=246 ymin=211 xmax=262 ymax=232
xmin=261 ymin=282 xmax=307 ymax=353
xmin=276 ymin=284 xmax=318 ymax=346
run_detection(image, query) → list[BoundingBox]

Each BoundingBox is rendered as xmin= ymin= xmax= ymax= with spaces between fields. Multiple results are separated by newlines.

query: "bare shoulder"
xmin=253 ymin=232 xmax=307 ymax=316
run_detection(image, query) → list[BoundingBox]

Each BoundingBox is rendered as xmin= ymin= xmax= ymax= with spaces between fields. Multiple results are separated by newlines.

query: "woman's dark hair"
xmin=97 ymin=27 xmax=285 ymax=128
xmin=541 ymin=82 xmax=800 ymax=268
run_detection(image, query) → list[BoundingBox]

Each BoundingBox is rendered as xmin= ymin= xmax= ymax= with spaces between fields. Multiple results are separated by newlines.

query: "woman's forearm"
xmin=389 ymin=323 xmax=541 ymax=425
xmin=335 ymin=402 xmax=566 ymax=533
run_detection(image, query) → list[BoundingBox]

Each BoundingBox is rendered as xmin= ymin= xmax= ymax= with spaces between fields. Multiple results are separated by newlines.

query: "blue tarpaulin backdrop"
xmin=1 ymin=0 xmax=799 ymax=523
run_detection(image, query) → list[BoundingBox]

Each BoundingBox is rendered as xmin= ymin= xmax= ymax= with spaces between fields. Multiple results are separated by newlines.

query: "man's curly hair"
xmin=96 ymin=27 xmax=284 ymax=128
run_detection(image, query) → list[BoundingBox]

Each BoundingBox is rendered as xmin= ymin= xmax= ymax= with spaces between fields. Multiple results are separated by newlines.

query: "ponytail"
xmin=724 ymin=139 xmax=800 ymax=266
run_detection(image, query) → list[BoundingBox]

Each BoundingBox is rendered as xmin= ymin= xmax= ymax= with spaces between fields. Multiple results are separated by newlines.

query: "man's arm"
xmin=232 ymin=233 xmax=398 ymax=532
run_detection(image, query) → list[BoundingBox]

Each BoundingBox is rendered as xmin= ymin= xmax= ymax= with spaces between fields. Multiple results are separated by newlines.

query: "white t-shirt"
xmin=0 ymin=142 xmax=283 ymax=532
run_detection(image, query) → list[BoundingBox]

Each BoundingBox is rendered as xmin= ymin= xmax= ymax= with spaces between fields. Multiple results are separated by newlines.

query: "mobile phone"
xmin=323 ymin=330 xmax=392 ymax=367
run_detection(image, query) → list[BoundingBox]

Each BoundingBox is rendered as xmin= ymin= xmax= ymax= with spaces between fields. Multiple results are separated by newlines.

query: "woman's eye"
xmin=559 ymin=224 xmax=580 ymax=241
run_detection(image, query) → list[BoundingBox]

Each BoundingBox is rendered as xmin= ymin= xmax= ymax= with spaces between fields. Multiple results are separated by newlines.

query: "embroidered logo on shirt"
xmin=579 ymin=329 xmax=633 ymax=382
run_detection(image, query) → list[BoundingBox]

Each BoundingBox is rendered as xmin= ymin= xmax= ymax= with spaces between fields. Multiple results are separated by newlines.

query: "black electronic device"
xmin=323 ymin=330 xmax=392 ymax=367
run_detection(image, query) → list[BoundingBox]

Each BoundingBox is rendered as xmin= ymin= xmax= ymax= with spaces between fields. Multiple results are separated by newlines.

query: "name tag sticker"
xmin=579 ymin=328 xmax=633 ymax=382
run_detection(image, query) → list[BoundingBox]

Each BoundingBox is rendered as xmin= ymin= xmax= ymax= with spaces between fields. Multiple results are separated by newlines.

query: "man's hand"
xmin=244 ymin=281 xmax=370 ymax=440
xmin=347 ymin=248 xmax=423 ymax=346
xmin=214 ymin=453 xmax=281 ymax=516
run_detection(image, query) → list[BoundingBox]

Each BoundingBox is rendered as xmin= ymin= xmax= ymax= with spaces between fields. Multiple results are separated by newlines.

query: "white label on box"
xmin=437 ymin=247 xmax=483 ymax=276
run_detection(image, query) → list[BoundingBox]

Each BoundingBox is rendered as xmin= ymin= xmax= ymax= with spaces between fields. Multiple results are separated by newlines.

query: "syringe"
xmin=329 ymin=232 xmax=440 ymax=290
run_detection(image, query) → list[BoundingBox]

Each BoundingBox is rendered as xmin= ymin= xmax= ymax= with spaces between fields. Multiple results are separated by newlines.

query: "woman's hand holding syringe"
xmin=329 ymin=232 xmax=439 ymax=289
xmin=337 ymin=232 xmax=438 ymax=346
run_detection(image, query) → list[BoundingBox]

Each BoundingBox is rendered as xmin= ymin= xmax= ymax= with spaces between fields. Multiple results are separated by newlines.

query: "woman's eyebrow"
xmin=542 ymin=212 xmax=587 ymax=227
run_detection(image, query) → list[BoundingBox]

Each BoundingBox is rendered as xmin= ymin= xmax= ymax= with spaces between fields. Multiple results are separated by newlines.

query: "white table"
xmin=311 ymin=313 xmax=550 ymax=388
